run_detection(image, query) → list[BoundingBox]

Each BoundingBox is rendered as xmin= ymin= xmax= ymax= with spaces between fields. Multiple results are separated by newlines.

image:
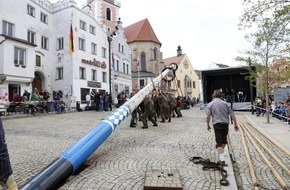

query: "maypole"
xmin=20 ymin=63 xmax=178 ymax=190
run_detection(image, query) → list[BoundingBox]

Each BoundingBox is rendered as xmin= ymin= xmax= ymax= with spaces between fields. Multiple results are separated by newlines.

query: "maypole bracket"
xmin=162 ymin=63 xmax=178 ymax=82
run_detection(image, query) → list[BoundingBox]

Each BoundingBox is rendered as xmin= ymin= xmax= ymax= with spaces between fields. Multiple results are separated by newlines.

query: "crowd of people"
xmin=84 ymin=91 xmax=113 ymax=112
xmin=128 ymin=90 xmax=195 ymax=129
xmin=254 ymin=95 xmax=290 ymax=124
xmin=8 ymin=88 xmax=66 ymax=115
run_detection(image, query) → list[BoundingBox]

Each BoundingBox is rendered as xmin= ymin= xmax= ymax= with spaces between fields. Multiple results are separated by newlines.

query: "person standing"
xmin=99 ymin=93 xmax=104 ymax=112
xmin=108 ymin=93 xmax=112 ymax=111
xmin=94 ymin=92 xmax=100 ymax=111
xmin=0 ymin=117 xmax=18 ymax=190
xmin=206 ymin=89 xmax=238 ymax=166
xmin=141 ymin=95 xmax=158 ymax=129
xmin=129 ymin=92 xmax=137 ymax=128
xmin=85 ymin=93 xmax=91 ymax=107
xmin=157 ymin=92 xmax=171 ymax=123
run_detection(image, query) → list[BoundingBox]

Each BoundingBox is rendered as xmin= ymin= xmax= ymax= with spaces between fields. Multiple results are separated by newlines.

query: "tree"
xmin=237 ymin=15 xmax=288 ymax=123
xmin=238 ymin=0 xmax=290 ymax=123
xmin=239 ymin=0 xmax=290 ymax=30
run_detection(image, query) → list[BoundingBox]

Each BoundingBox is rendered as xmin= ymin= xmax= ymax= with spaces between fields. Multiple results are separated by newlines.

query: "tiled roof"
xmin=124 ymin=18 xmax=161 ymax=45
xmin=163 ymin=54 xmax=185 ymax=66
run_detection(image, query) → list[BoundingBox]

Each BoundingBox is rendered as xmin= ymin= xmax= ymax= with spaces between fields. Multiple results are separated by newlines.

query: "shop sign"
xmin=88 ymin=81 xmax=101 ymax=88
xmin=81 ymin=58 xmax=106 ymax=69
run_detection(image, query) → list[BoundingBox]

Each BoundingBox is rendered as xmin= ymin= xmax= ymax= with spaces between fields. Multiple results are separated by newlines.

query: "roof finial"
xmin=177 ymin=45 xmax=182 ymax=57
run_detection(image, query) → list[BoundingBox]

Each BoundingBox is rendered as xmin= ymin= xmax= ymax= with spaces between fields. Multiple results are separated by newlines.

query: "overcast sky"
xmin=118 ymin=0 xmax=249 ymax=70
xmin=50 ymin=0 xmax=250 ymax=70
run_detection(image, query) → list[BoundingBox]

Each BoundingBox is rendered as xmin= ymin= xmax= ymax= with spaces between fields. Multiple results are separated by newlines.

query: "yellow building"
xmin=163 ymin=46 xmax=200 ymax=99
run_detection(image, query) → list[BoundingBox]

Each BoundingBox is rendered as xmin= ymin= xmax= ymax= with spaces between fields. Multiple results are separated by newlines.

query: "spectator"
xmin=85 ymin=93 xmax=91 ymax=107
xmin=12 ymin=93 xmax=21 ymax=103
xmin=22 ymin=90 xmax=31 ymax=101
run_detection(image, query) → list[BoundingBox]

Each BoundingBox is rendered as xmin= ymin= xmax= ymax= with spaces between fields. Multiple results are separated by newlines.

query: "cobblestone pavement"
xmin=2 ymin=107 xmax=290 ymax=190
xmin=231 ymin=112 xmax=290 ymax=190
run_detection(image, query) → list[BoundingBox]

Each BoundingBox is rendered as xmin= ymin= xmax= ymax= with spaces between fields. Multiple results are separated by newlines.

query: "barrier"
xmin=20 ymin=63 xmax=178 ymax=190
xmin=254 ymin=106 xmax=290 ymax=123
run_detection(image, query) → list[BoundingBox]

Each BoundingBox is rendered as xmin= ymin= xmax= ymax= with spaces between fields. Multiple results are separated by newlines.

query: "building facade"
xmin=163 ymin=46 xmax=200 ymax=99
xmin=84 ymin=0 xmax=132 ymax=102
xmin=124 ymin=18 xmax=164 ymax=92
xmin=0 ymin=0 xmax=132 ymax=108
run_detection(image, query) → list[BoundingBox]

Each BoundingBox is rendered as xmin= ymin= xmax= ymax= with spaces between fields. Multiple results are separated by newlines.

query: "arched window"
xmin=140 ymin=52 xmax=146 ymax=71
xmin=106 ymin=8 xmax=111 ymax=21
xmin=153 ymin=48 xmax=157 ymax=61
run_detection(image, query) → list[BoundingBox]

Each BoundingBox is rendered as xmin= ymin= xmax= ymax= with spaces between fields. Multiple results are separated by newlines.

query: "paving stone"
xmin=144 ymin=169 xmax=183 ymax=190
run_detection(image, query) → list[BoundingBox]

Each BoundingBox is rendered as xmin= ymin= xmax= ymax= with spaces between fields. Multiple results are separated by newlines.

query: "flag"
xmin=69 ymin=24 xmax=74 ymax=54
xmin=111 ymin=53 xmax=115 ymax=70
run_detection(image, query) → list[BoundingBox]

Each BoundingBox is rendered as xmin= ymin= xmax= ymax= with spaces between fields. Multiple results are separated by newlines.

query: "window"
xmin=57 ymin=37 xmax=64 ymax=50
xmin=106 ymin=8 xmax=111 ymax=21
xmin=89 ymin=25 xmax=95 ymax=35
xmin=14 ymin=47 xmax=26 ymax=67
xmin=102 ymin=47 xmax=106 ymax=58
xmin=121 ymin=45 xmax=124 ymax=53
xmin=36 ymin=55 xmax=41 ymax=67
xmin=139 ymin=79 xmax=145 ymax=89
xmin=92 ymin=69 xmax=97 ymax=81
xmin=27 ymin=30 xmax=36 ymax=44
xmin=123 ymin=63 xmax=125 ymax=73
xmin=2 ymin=21 xmax=14 ymax=36
xmin=41 ymin=36 xmax=49 ymax=49
xmin=91 ymin=43 xmax=97 ymax=55
xmin=153 ymin=48 xmax=157 ymax=60
xmin=40 ymin=12 xmax=48 ymax=23
xmin=80 ymin=20 xmax=86 ymax=31
xmin=102 ymin=72 xmax=107 ymax=82
xmin=116 ymin=60 xmax=119 ymax=71
xmin=192 ymin=81 xmax=196 ymax=88
xmin=177 ymin=80 xmax=180 ymax=88
xmin=56 ymin=67 xmax=63 ymax=80
xmin=79 ymin=67 xmax=86 ymax=79
xmin=126 ymin=64 xmax=129 ymax=74
xmin=140 ymin=52 xmax=146 ymax=71
xmin=79 ymin=38 xmax=85 ymax=51
xmin=27 ymin=4 xmax=35 ymax=17
xmin=118 ymin=43 xmax=121 ymax=52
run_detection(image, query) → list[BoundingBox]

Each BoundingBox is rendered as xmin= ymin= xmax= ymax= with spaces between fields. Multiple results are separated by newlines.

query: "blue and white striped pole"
xmin=21 ymin=63 xmax=177 ymax=190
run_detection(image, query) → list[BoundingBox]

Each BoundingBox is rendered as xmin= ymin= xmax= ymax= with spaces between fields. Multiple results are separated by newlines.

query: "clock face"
xmin=184 ymin=61 xmax=189 ymax=68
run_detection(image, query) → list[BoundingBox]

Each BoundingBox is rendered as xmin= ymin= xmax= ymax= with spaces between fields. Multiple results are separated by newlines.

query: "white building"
xmin=0 ymin=0 xmax=132 ymax=108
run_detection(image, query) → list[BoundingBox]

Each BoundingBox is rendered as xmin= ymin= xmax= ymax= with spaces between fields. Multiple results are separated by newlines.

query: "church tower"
xmin=83 ymin=0 xmax=121 ymax=32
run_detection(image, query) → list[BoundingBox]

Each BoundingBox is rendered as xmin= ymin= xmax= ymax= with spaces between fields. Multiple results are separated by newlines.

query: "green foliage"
xmin=237 ymin=0 xmax=290 ymax=96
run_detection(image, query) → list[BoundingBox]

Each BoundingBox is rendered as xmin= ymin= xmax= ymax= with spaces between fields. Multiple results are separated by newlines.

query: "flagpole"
xmin=68 ymin=12 xmax=74 ymax=111
xmin=111 ymin=52 xmax=115 ymax=102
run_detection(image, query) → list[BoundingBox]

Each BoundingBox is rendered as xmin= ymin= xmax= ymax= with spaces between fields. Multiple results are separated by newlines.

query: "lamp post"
xmin=108 ymin=36 xmax=112 ymax=95
xmin=107 ymin=27 xmax=119 ymax=96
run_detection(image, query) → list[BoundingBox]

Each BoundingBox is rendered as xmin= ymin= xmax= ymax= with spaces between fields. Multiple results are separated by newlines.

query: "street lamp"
xmin=107 ymin=27 xmax=119 ymax=95
xmin=108 ymin=36 xmax=112 ymax=95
